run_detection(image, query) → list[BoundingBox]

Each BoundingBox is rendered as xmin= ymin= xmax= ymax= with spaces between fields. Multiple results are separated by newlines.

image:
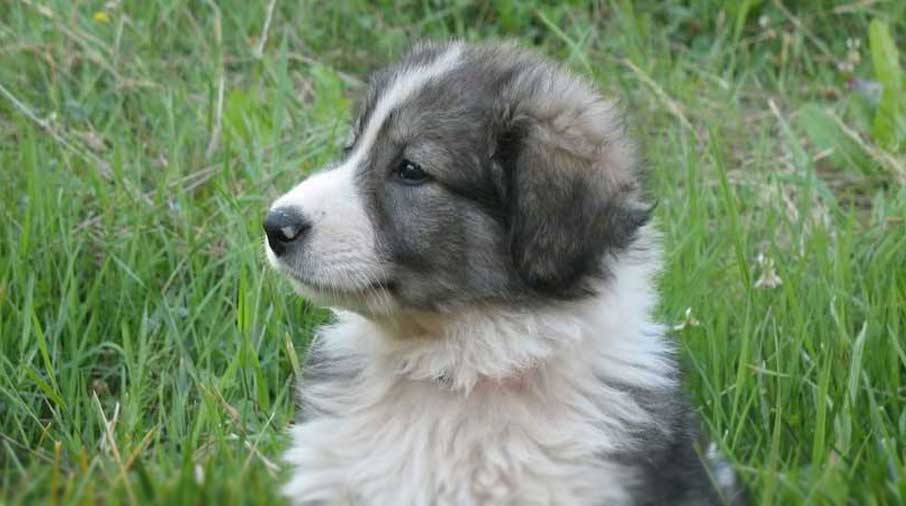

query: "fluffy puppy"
xmin=264 ymin=40 xmax=744 ymax=506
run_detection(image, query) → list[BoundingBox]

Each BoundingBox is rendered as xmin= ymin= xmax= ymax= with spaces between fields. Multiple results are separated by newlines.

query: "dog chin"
xmin=264 ymin=243 xmax=392 ymax=313
xmin=286 ymin=274 xmax=398 ymax=315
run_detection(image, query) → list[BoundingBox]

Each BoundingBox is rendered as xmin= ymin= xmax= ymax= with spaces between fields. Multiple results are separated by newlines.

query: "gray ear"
xmin=495 ymin=106 xmax=650 ymax=297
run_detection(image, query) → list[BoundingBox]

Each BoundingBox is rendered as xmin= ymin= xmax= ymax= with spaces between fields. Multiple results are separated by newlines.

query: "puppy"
xmin=264 ymin=41 xmax=744 ymax=506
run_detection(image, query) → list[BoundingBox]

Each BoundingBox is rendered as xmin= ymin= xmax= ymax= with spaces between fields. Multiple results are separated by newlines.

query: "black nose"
xmin=264 ymin=207 xmax=311 ymax=257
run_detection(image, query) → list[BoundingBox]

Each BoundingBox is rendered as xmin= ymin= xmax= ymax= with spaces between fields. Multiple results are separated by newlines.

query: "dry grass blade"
xmin=621 ymin=58 xmax=703 ymax=144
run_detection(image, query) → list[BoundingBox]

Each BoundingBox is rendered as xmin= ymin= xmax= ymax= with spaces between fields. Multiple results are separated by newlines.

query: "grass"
xmin=1 ymin=1 xmax=904 ymax=504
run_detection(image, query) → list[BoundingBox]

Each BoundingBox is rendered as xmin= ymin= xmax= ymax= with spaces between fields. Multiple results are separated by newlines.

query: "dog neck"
xmin=345 ymin=246 xmax=672 ymax=395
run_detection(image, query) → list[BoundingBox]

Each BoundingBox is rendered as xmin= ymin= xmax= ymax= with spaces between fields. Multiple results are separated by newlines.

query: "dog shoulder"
xmin=295 ymin=311 xmax=373 ymax=422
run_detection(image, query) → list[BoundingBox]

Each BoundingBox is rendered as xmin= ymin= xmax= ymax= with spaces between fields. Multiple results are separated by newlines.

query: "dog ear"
xmin=494 ymin=85 xmax=650 ymax=297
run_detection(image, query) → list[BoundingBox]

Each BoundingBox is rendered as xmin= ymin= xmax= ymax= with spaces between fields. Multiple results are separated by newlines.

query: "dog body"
xmin=265 ymin=41 xmax=740 ymax=505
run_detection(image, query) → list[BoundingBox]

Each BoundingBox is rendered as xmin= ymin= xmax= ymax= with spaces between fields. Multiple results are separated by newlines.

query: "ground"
xmin=1 ymin=1 xmax=905 ymax=504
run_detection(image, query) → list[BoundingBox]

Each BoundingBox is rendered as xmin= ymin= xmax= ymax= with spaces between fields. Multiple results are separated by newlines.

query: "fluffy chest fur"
xmin=282 ymin=257 xmax=680 ymax=506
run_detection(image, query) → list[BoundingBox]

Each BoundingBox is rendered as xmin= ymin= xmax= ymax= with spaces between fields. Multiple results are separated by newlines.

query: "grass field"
xmin=1 ymin=1 xmax=905 ymax=504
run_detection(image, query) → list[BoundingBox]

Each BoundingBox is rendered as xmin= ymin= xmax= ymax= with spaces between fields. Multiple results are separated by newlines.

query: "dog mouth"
xmin=265 ymin=244 xmax=396 ymax=298
xmin=285 ymin=270 xmax=397 ymax=297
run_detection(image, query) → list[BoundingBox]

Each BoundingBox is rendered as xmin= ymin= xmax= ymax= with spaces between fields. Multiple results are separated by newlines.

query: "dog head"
xmin=265 ymin=41 xmax=649 ymax=315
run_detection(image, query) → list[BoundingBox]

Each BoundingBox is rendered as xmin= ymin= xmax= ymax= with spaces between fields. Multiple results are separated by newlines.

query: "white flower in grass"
xmin=754 ymin=252 xmax=783 ymax=289
xmin=837 ymin=37 xmax=862 ymax=74
xmin=673 ymin=307 xmax=701 ymax=331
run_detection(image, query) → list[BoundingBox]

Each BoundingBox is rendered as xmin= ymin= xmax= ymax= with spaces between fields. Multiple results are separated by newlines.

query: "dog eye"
xmin=397 ymin=159 xmax=428 ymax=184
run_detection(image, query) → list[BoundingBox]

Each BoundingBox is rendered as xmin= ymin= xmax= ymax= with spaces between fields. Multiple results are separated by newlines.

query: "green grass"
xmin=1 ymin=1 xmax=905 ymax=504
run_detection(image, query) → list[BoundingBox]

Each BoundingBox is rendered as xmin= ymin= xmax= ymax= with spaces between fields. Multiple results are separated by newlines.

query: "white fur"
xmin=348 ymin=43 xmax=462 ymax=169
xmin=708 ymin=442 xmax=737 ymax=493
xmin=283 ymin=238 xmax=676 ymax=505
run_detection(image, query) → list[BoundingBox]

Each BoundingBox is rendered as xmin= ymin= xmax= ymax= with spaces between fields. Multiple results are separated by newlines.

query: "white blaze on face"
xmin=346 ymin=43 xmax=463 ymax=170
xmin=266 ymin=44 xmax=464 ymax=297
